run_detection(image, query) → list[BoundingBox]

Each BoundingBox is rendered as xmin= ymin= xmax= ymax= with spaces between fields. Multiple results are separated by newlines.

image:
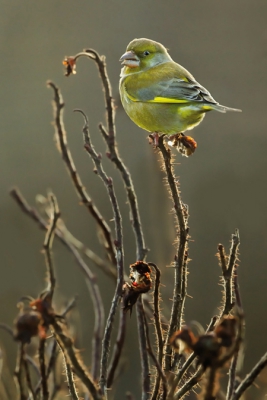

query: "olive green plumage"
xmin=119 ymin=38 xmax=241 ymax=135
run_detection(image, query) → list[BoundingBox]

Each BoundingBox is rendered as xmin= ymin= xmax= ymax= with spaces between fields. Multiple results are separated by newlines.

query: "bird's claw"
xmin=148 ymin=133 xmax=160 ymax=147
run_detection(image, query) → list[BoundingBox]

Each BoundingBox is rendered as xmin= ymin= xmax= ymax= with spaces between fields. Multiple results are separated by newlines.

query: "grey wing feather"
xmin=137 ymin=77 xmax=218 ymax=104
xmin=160 ymin=78 xmax=218 ymax=104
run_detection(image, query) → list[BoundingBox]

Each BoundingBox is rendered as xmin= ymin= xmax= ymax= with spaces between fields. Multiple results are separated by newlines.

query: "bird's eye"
xmin=143 ymin=51 xmax=150 ymax=56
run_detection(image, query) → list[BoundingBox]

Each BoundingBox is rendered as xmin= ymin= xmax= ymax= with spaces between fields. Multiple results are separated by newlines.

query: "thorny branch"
xmin=52 ymin=319 xmax=102 ymax=400
xmin=43 ymin=192 xmax=60 ymax=297
xmin=226 ymin=274 xmax=243 ymax=400
xmin=73 ymin=109 xmax=125 ymax=395
xmin=47 ymin=80 xmax=116 ymax=266
xmin=58 ymin=340 xmax=79 ymax=400
xmin=218 ymin=229 xmax=240 ymax=318
xmin=64 ymin=49 xmax=150 ymax=398
xmin=143 ymin=310 xmax=167 ymax=400
xmin=10 ymin=188 xmax=105 ymax=385
xmin=157 ymin=135 xmax=189 ymax=373
xmin=136 ymin=299 xmax=151 ymax=400
xmin=232 ymin=352 xmax=267 ymax=400
xmin=148 ymin=262 xmax=164 ymax=400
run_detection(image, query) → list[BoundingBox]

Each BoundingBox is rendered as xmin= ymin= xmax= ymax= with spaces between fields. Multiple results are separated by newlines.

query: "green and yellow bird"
xmin=119 ymin=38 xmax=241 ymax=155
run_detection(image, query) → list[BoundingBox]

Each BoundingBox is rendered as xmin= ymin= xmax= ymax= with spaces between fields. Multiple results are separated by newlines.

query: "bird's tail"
xmin=211 ymin=103 xmax=242 ymax=113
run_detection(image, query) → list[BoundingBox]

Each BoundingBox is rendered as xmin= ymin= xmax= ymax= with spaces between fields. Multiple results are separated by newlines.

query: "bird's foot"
xmin=148 ymin=132 xmax=161 ymax=147
xmin=167 ymin=133 xmax=197 ymax=157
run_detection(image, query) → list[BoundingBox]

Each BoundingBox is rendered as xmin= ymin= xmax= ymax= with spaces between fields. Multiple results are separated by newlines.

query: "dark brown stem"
xmin=157 ymin=136 xmax=189 ymax=372
xmin=136 ymin=298 xmax=150 ymax=400
xmin=143 ymin=310 xmax=167 ymax=400
xmin=39 ymin=338 xmax=49 ymax=400
xmin=10 ymin=188 xmax=105 ymax=385
xmin=76 ymin=109 xmax=125 ymax=386
xmin=232 ymin=352 xmax=267 ymax=400
xmin=52 ymin=319 xmax=102 ymax=400
xmin=67 ymin=49 xmax=147 ymax=261
xmin=148 ymin=262 xmax=164 ymax=400
xmin=23 ymin=355 xmax=36 ymax=400
xmin=218 ymin=229 xmax=240 ymax=318
xmin=14 ymin=343 xmax=27 ymax=400
xmin=43 ymin=193 xmax=60 ymax=297
xmin=203 ymin=367 xmax=217 ymax=400
xmin=47 ymin=80 xmax=116 ymax=266
xmin=58 ymin=339 xmax=79 ymax=399
xmin=226 ymin=274 xmax=243 ymax=400
xmin=174 ymin=365 xmax=204 ymax=399
xmin=107 ymin=308 xmax=127 ymax=388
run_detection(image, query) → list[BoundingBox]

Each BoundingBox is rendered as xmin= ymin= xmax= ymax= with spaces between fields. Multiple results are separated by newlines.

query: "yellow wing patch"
xmin=147 ymin=97 xmax=189 ymax=104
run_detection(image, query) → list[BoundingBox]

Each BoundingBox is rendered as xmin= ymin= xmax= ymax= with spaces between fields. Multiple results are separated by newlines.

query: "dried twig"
xmin=43 ymin=193 xmax=60 ymax=297
xmin=39 ymin=338 xmax=49 ymax=400
xmin=10 ymin=188 xmax=105 ymax=384
xmin=147 ymin=262 xmax=164 ymax=400
xmin=23 ymin=355 xmax=36 ymax=400
xmin=58 ymin=340 xmax=79 ymax=400
xmin=143 ymin=310 xmax=167 ymax=400
xmin=218 ymin=229 xmax=240 ymax=318
xmin=52 ymin=319 xmax=102 ymax=400
xmin=47 ymin=81 xmax=116 ymax=266
xmin=74 ymin=111 xmax=125 ymax=394
xmin=157 ymin=136 xmax=189 ymax=372
xmin=226 ymin=274 xmax=243 ymax=400
xmin=136 ymin=298 xmax=150 ymax=400
xmin=232 ymin=352 xmax=267 ymax=400
xmin=65 ymin=49 xmax=147 ymax=261
xmin=107 ymin=308 xmax=127 ymax=388
xmin=14 ymin=343 xmax=27 ymax=400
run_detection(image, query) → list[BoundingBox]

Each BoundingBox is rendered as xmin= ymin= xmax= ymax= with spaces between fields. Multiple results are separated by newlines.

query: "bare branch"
xmin=14 ymin=343 xmax=27 ymax=400
xmin=52 ymin=319 xmax=102 ymax=400
xmin=218 ymin=229 xmax=240 ymax=318
xmin=47 ymin=80 xmax=116 ymax=266
xmin=232 ymin=352 xmax=267 ymax=400
xmin=226 ymin=274 xmax=243 ymax=400
xmin=58 ymin=339 xmax=79 ymax=400
xmin=157 ymin=136 xmax=189 ymax=372
xmin=64 ymin=49 xmax=147 ymax=261
xmin=39 ymin=338 xmax=49 ymax=400
xmin=143 ymin=309 xmax=167 ymax=400
xmin=148 ymin=262 xmax=164 ymax=400
xmin=107 ymin=308 xmax=127 ymax=388
xmin=10 ymin=188 xmax=105 ymax=383
xmin=43 ymin=192 xmax=60 ymax=297
xmin=72 ymin=111 xmax=125 ymax=394
xmin=136 ymin=298 xmax=150 ymax=400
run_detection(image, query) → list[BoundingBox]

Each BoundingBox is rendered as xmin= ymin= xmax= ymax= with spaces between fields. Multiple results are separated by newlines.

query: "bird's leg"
xmin=167 ymin=133 xmax=197 ymax=157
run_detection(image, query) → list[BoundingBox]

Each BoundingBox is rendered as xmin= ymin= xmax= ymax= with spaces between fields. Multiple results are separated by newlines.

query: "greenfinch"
xmin=119 ymin=38 xmax=241 ymax=154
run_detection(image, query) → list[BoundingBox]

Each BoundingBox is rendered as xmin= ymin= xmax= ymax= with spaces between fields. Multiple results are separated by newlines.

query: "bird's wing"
xmin=123 ymin=62 xmax=218 ymax=105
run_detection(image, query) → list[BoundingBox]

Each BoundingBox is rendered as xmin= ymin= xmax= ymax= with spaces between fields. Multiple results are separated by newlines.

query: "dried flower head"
xmin=168 ymin=134 xmax=197 ymax=157
xmin=170 ymin=316 xmax=239 ymax=369
xmin=170 ymin=326 xmax=197 ymax=354
xmin=63 ymin=57 xmax=77 ymax=76
xmin=14 ymin=310 xmax=43 ymax=343
xmin=122 ymin=261 xmax=152 ymax=314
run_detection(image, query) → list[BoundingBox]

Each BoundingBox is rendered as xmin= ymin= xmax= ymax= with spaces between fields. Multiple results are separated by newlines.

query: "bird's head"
xmin=120 ymin=38 xmax=172 ymax=74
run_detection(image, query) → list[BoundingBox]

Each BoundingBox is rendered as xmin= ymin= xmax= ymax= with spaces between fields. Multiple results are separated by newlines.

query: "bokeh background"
xmin=1 ymin=1 xmax=267 ymax=398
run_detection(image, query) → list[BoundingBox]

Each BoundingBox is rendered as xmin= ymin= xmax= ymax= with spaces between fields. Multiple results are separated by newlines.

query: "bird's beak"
xmin=119 ymin=50 xmax=140 ymax=68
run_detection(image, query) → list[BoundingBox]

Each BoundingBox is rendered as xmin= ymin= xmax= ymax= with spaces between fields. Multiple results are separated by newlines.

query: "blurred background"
xmin=1 ymin=0 xmax=267 ymax=398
